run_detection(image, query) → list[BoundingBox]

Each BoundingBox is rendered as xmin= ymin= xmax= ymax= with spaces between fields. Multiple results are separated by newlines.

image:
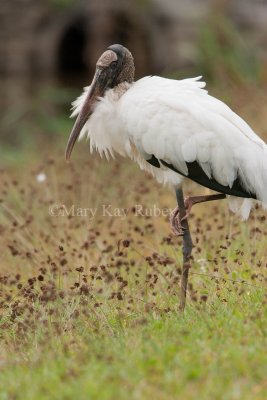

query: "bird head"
xmin=65 ymin=44 xmax=135 ymax=161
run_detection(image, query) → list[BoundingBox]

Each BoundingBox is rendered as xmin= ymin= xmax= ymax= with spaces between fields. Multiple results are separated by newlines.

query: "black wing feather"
xmin=147 ymin=155 xmax=256 ymax=199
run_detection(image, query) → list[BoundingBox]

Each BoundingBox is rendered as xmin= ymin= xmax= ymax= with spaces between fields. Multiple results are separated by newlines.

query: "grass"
xmin=0 ymin=142 xmax=266 ymax=400
xmin=1 ymin=302 xmax=266 ymax=400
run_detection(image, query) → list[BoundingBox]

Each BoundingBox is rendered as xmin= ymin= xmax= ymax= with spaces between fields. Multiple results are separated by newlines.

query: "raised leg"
xmin=170 ymin=193 xmax=226 ymax=235
xmin=182 ymin=193 xmax=226 ymax=221
xmin=175 ymin=188 xmax=193 ymax=312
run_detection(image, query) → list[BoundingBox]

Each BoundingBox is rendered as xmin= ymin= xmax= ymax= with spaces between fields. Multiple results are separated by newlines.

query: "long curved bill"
xmin=65 ymin=68 xmax=103 ymax=161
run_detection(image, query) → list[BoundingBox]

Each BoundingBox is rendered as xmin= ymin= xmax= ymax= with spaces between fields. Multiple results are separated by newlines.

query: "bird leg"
xmin=173 ymin=191 xmax=225 ymax=312
xmin=175 ymin=188 xmax=193 ymax=312
xmin=170 ymin=193 xmax=226 ymax=235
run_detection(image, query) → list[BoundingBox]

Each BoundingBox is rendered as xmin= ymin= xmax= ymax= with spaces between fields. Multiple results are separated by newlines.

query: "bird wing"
xmin=118 ymin=76 xmax=267 ymax=203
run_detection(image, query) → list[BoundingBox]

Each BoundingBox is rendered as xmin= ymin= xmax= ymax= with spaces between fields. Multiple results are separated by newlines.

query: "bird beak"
xmin=65 ymin=68 xmax=104 ymax=161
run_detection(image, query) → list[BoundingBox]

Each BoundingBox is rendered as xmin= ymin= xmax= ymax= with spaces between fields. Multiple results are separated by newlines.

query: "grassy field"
xmin=0 ymin=86 xmax=267 ymax=399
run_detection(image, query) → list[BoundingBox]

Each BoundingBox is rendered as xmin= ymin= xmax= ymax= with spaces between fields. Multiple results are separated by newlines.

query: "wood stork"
xmin=65 ymin=44 xmax=267 ymax=311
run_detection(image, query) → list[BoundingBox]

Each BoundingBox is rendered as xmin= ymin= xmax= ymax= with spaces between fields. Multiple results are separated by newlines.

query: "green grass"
xmin=0 ymin=142 xmax=266 ymax=399
xmin=1 ymin=298 xmax=266 ymax=400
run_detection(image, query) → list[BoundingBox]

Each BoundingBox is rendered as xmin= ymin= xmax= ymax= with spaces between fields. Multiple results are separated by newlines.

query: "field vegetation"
xmin=1 ymin=125 xmax=267 ymax=399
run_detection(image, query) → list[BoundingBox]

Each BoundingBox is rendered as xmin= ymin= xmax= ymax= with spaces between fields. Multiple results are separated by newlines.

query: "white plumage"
xmin=71 ymin=75 xmax=267 ymax=219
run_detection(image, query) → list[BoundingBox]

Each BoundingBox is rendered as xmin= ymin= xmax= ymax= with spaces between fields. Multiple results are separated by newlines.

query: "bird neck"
xmin=112 ymin=82 xmax=133 ymax=99
xmin=117 ymin=49 xmax=135 ymax=84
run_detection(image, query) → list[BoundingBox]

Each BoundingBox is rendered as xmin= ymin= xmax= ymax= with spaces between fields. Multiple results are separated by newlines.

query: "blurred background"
xmin=1 ymin=0 xmax=267 ymax=163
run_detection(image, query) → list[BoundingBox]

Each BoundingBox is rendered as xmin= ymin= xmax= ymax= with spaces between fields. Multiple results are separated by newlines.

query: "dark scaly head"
xmin=65 ymin=44 xmax=135 ymax=160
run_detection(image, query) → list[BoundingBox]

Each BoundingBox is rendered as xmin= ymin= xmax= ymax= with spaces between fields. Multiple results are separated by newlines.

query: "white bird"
xmin=65 ymin=44 xmax=267 ymax=310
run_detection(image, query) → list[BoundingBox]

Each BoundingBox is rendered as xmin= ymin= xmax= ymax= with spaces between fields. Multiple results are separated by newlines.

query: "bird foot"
xmin=170 ymin=197 xmax=193 ymax=236
xmin=170 ymin=206 xmax=186 ymax=236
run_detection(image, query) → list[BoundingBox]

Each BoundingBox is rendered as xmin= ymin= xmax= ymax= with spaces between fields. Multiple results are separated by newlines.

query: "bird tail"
xmin=228 ymin=145 xmax=267 ymax=219
xmin=228 ymin=197 xmax=253 ymax=220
